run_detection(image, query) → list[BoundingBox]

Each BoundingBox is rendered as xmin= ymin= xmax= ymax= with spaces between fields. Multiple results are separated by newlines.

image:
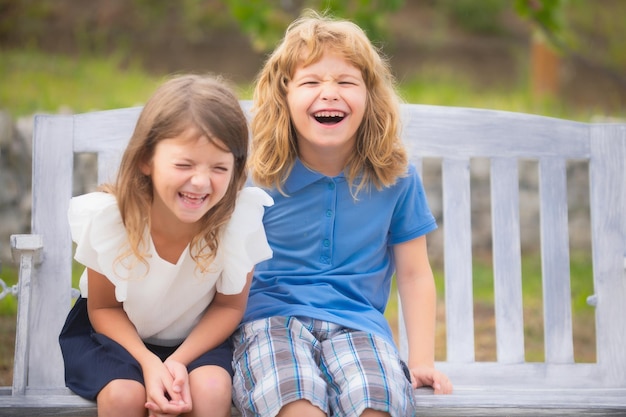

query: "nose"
xmin=190 ymin=169 xmax=212 ymax=190
xmin=320 ymin=82 xmax=339 ymax=101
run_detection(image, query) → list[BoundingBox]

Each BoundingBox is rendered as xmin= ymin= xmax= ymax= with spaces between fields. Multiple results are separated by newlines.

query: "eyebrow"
xmin=293 ymin=71 xmax=362 ymax=80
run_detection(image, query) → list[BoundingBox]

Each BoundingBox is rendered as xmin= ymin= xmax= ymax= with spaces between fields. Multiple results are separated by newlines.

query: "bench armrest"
xmin=10 ymin=235 xmax=43 ymax=265
xmin=9 ymin=234 xmax=43 ymax=395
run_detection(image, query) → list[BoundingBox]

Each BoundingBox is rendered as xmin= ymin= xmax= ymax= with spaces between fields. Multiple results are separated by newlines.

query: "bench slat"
xmin=442 ymin=158 xmax=475 ymax=363
xmin=72 ymin=107 xmax=141 ymax=184
xmin=588 ymin=125 xmax=626 ymax=385
xmin=29 ymin=115 xmax=75 ymax=390
xmin=491 ymin=157 xmax=524 ymax=364
xmin=401 ymin=104 xmax=591 ymax=159
xmin=539 ymin=156 xmax=575 ymax=363
xmin=413 ymin=386 xmax=626 ymax=416
xmin=3 ymin=387 xmax=626 ymax=417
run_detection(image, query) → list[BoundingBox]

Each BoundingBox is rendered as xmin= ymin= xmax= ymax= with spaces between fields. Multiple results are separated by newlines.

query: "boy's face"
xmin=286 ymin=51 xmax=367 ymax=175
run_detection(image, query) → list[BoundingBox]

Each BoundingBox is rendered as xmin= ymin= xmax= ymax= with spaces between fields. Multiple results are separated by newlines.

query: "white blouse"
xmin=68 ymin=187 xmax=273 ymax=346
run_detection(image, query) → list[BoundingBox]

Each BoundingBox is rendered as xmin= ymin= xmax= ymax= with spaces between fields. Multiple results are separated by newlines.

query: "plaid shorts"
xmin=231 ymin=316 xmax=416 ymax=417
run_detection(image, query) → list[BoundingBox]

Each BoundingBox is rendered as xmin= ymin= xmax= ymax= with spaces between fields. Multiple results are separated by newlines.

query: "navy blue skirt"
xmin=59 ymin=297 xmax=234 ymax=400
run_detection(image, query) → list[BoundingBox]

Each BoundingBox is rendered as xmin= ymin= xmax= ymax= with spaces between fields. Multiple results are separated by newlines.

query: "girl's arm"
xmin=393 ymin=236 xmax=453 ymax=394
xmin=86 ymin=268 xmax=192 ymax=415
xmin=167 ymin=269 xmax=253 ymax=366
xmin=147 ymin=270 xmax=252 ymax=416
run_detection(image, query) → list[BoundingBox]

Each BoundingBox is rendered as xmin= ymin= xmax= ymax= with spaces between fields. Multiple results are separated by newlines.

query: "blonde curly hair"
xmin=249 ymin=10 xmax=408 ymax=196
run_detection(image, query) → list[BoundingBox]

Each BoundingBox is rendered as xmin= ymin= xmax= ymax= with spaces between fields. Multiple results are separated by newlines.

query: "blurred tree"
xmin=224 ymin=0 xmax=404 ymax=52
xmin=436 ymin=0 xmax=509 ymax=35
xmin=515 ymin=0 xmax=565 ymax=99
xmin=515 ymin=0 xmax=564 ymax=38
xmin=515 ymin=0 xmax=626 ymax=104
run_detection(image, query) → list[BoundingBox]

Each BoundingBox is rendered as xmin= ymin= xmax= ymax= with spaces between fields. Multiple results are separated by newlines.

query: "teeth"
xmin=180 ymin=192 xmax=206 ymax=201
xmin=314 ymin=111 xmax=345 ymax=118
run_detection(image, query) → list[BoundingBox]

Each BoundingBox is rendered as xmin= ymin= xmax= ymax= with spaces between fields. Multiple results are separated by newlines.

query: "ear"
xmin=139 ymin=159 xmax=152 ymax=176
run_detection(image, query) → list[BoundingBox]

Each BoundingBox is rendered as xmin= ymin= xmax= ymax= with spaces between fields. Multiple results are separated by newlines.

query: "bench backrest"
xmin=14 ymin=102 xmax=626 ymax=394
xmin=397 ymin=105 xmax=626 ymax=389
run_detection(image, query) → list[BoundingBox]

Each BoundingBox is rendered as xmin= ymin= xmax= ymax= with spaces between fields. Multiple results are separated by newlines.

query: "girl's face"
xmin=286 ymin=51 xmax=367 ymax=173
xmin=141 ymin=127 xmax=234 ymax=228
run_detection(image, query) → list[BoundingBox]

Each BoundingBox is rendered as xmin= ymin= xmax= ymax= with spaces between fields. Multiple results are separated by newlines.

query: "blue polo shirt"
xmin=243 ymin=159 xmax=437 ymax=344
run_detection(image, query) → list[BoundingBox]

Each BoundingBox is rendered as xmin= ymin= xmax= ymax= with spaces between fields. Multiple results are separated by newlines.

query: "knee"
xmin=360 ymin=409 xmax=390 ymax=417
xmin=97 ymin=379 xmax=146 ymax=416
xmin=190 ymin=366 xmax=232 ymax=405
xmin=277 ymin=399 xmax=326 ymax=417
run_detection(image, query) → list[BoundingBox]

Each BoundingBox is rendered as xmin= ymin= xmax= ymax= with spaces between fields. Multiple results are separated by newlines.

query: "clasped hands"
xmin=144 ymin=358 xmax=192 ymax=417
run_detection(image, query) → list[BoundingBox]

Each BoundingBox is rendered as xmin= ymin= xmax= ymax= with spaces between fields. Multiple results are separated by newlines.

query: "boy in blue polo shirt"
xmin=231 ymin=10 xmax=453 ymax=417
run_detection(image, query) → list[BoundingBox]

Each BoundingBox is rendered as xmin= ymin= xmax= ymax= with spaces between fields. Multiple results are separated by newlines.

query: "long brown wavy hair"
xmin=103 ymin=74 xmax=249 ymax=274
xmin=249 ymin=10 xmax=408 ymax=196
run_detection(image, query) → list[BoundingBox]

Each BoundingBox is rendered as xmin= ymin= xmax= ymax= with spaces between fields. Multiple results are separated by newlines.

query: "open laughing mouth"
xmin=179 ymin=192 xmax=207 ymax=205
xmin=314 ymin=111 xmax=345 ymax=125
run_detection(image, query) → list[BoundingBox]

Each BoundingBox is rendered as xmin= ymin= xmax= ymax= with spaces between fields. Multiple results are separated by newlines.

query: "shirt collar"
xmin=284 ymin=158 xmax=345 ymax=194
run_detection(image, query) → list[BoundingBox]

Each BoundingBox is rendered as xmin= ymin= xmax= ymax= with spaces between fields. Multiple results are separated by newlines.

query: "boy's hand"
xmin=410 ymin=365 xmax=453 ymax=394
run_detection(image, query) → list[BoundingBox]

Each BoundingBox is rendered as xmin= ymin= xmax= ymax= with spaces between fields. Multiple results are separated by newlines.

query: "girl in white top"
xmin=59 ymin=74 xmax=273 ymax=417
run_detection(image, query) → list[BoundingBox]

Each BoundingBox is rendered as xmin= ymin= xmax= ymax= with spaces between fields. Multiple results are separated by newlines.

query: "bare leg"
xmin=361 ymin=409 xmax=390 ymax=417
xmin=277 ymin=399 xmax=326 ymax=417
xmin=184 ymin=365 xmax=233 ymax=417
xmin=97 ymin=379 xmax=147 ymax=417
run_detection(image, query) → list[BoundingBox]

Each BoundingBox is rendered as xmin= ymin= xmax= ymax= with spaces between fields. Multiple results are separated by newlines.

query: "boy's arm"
xmin=393 ymin=236 xmax=453 ymax=394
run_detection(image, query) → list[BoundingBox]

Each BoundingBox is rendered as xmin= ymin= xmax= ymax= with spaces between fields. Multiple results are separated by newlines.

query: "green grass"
xmin=0 ymin=48 xmax=259 ymax=117
xmin=0 ymin=49 xmax=163 ymax=117
xmin=0 ymin=267 xmax=17 ymax=316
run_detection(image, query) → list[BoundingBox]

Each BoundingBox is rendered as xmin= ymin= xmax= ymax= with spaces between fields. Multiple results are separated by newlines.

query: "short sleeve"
xmin=217 ymin=187 xmax=273 ymax=294
xmin=388 ymin=164 xmax=437 ymax=245
xmin=68 ymin=192 xmax=140 ymax=301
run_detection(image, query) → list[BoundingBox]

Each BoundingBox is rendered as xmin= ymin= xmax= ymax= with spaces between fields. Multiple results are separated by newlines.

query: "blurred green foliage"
xmin=515 ymin=0 xmax=565 ymax=34
xmin=189 ymin=0 xmax=404 ymax=52
xmin=0 ymin=0 xmax=403 ymax=54
xmin=437 ymin=0 xmax=510 ymax=34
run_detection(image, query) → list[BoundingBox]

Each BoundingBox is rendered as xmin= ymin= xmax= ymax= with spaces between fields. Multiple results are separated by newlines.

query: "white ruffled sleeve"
xmin=68 ymin=192 xmax=137 ymax=301
xmin=217 ymin=187 xmax=273 ymax=295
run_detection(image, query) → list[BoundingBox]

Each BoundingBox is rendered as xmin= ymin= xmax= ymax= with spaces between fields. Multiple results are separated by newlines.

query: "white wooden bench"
xmin=1 ymin=102 xmax=625 ymax=416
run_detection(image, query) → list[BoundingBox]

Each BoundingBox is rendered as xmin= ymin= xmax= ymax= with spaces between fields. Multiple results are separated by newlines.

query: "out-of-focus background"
xmin=1 ymin=0 xmax=624 ymax=384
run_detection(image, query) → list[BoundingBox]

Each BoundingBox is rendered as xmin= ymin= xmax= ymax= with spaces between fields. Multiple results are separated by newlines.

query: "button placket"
xmin=320 ymin=179 xmax=336 ymax=264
